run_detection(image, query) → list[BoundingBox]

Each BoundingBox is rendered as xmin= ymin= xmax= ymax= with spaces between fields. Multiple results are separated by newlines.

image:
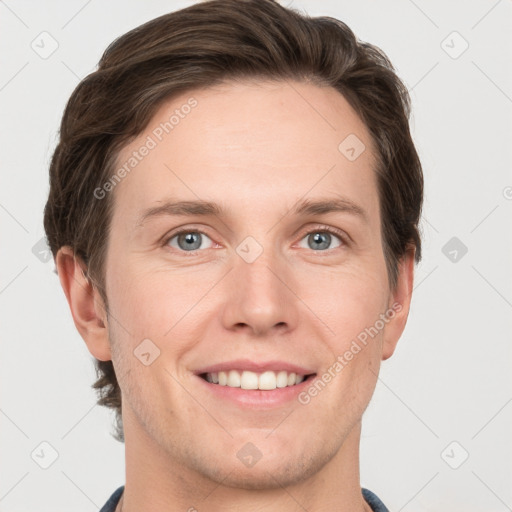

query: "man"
xmin=44 ymin=1 xmax=423 ymax=510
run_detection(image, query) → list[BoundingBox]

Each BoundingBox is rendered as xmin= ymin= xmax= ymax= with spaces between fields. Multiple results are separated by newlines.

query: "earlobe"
xmin=381 ymin=247 xmax=415 ymax=361
xmin=55 ymin=246 xmax=112 ymax=361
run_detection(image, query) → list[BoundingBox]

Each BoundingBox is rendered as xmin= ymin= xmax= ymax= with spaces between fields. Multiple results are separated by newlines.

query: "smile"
xmin=200 ymin=369 xmax=315 ymax=390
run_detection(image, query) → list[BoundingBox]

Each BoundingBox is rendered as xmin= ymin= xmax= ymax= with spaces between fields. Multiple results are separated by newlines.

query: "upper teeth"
xmin=205 ymin=370 xmax=305 ymax=390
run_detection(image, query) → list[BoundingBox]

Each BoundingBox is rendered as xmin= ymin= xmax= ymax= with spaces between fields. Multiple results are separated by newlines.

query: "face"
xmin=100 ymin=80 xmax=408 ymax=489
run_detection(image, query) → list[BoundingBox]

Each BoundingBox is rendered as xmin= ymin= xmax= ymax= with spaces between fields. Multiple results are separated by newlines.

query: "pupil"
xmin=310 ymin=232 xmax=330 ymax=250
xmin=179 ymin=232 xmax=201 ymax=250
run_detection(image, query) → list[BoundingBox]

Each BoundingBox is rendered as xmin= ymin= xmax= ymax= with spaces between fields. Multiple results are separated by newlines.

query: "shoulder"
xmin=99 ymin=485 xmax=124 ymax=512
xmin=362 ymin=487 xmax=390 ymax=512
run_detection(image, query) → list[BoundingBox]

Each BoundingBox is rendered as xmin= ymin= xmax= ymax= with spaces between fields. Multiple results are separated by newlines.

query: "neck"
xmin=118 ymin=406 xmax=370 ymax=512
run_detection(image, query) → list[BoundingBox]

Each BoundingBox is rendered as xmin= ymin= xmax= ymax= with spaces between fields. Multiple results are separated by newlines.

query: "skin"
xmin=57 ymin=79 xmax=415 ymax=511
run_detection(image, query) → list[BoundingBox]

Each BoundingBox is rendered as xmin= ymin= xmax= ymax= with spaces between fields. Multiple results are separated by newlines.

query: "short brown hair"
xmin=44 ymin=0 xmax=423 ymax=442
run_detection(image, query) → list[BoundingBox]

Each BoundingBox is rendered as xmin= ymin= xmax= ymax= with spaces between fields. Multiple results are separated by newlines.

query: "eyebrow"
xmin=136 ymin=196 xmax=368 ymax=227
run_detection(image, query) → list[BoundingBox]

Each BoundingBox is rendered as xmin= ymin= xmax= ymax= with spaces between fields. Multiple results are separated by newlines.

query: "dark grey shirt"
xmin=99 ymin=485 xmax=389 ymax=511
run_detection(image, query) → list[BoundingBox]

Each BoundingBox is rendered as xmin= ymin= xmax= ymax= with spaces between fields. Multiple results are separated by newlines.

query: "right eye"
xmin=164 ymin=230 xmax=215 ymax=254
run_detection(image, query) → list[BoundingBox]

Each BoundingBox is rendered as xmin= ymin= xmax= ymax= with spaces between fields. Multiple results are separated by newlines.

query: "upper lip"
xmin=194 ymin=359 xmax=316 ymax=376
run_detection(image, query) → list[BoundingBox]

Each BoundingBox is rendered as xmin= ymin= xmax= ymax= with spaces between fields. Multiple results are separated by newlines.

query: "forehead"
xmin=111 ymin=79 xmax=379 ymax=226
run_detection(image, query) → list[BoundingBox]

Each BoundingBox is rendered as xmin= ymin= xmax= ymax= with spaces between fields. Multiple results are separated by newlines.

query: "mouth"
xmin=198 ymin=370 xmax=317 ymax=391
xmin=193 ymin=359 xmax=318 ymax=407
xmin=196 ymin=370 xmax=317 ymax=408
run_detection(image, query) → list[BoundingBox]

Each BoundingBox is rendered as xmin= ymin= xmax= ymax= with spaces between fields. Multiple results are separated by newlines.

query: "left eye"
xmin=167 ymin=231 xmax=214 ymax=252
xmin=298 ymin=230 xmax=343 ymax=251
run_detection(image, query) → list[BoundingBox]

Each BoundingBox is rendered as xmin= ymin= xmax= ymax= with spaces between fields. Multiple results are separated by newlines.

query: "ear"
xmin=381 ymin=247 xmax=416 ymax=361
xmin=55 ymin=246 xmax=112 ymax=361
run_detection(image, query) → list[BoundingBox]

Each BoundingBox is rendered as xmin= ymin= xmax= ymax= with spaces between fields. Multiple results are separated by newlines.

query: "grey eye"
xmin=168 ymin=231 xmax=213 ymax=251
xmin=298 ymin=231 xmax=342 ymax=251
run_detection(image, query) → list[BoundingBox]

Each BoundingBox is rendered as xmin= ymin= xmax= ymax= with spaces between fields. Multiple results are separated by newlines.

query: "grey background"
xmin=1 ymin=1 xmax=511 ymax=510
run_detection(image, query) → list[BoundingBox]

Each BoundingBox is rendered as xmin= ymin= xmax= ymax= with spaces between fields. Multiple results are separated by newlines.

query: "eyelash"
xmin=162 ymin=225 xmax=349 ymax=256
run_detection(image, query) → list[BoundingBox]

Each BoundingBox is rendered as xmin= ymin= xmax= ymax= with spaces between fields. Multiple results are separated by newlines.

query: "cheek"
xmin=106 ymin=259 xmax=201 ymax=336
xmin=296 ymin=265 xmax=388 ymax=342
xmin=106 ymin=262 xmax=219 ymax=384
xmin=296 ymin=266 xmax=386 ymax=400
xmin=300 ymin=271 xmax=384 ymax=418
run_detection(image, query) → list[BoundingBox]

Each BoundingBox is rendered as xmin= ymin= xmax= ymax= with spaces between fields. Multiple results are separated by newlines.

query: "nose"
xmin=220 ymin=248 xmax=299 ymax=337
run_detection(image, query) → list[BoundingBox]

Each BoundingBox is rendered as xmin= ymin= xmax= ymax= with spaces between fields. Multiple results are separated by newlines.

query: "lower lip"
xmin=195 ymin=374 xmax=317 ymax=408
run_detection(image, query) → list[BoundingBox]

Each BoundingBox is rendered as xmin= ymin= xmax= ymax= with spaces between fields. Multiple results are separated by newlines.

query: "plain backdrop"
xmin=1 ymin=1 xmax=511 ymax=511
